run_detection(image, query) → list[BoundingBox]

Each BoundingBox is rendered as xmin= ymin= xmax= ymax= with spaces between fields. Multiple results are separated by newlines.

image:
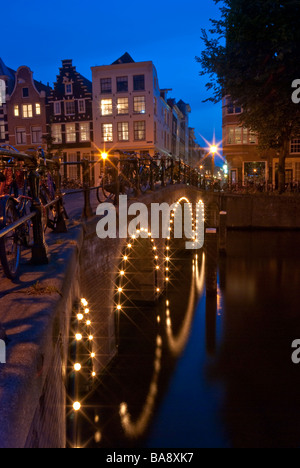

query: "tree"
xmin=196 ymin=0 xmax=300 ymax=192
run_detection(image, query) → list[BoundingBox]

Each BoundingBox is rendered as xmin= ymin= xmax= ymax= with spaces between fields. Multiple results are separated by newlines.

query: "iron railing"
xmin=0 ymin=148 xmax=204 ymax=274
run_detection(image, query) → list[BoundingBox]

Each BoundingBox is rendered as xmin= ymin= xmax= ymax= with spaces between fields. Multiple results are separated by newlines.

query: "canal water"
xmin=69 ymin=231 xmax=300 ymax=449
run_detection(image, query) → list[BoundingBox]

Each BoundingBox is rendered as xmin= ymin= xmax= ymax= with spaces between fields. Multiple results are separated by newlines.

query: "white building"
xmin=91 ymin=53 xmax=191 ymax=168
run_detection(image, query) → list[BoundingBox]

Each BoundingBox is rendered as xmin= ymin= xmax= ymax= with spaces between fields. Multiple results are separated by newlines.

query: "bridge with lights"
xmin=2 ymin=143 xmax=298 ymax=447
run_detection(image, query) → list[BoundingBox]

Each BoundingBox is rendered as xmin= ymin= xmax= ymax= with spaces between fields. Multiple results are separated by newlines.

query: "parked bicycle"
xmin=0 ymin=147 xmax=58 ymax=279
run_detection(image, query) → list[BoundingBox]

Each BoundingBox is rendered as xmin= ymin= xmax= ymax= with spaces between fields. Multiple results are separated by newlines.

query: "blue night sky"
xmin=3 ymin=0 xmax=223 ymax=162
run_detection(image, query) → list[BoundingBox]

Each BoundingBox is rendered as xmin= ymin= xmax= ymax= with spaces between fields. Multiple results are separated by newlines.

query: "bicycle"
xmin=0 ymin=150 xmax=58 ymax=279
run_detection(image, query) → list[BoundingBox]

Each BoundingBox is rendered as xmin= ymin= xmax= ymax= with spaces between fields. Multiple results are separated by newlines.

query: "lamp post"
xmin=210 ymin=145 xmax=217 ymax=191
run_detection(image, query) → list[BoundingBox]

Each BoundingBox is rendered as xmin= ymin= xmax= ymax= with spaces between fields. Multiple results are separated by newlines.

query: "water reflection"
xmin=69 ymin=231 xmax=300 ymax=448
xmin=119 ymin=335 xmax=163 ymax=439
xmin=207 ymin=231 xmax=300 ymax=448
xmin=166 ymin=253 xmax=205 ymax=357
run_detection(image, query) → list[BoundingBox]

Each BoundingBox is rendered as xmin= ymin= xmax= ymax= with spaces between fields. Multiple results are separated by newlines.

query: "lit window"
xmin=65 ymin=83 xmax=73 ymax=95
xmin=14 ymin=105 xmax=19 ymax=117
xmin=65 ymin=123 xmax=76 ymax=143
xmin=16 ymin=128 xmax=26 ymax=144
xmin=116 ymin=76 xmax=128 ymax=93
xmin=35 ymin=103 xmax=41 ymax=115
xmin=133 ymin=96 xmax=146 ymax=114
xmin=54 ymin=102 xmax=61 ymax=115
xmin=22 ymin=104 xmax=33 ymax=118
xmin=101 ymin=99 xmax=113 ymax=116
xmin=0 ymin=121 xmax=5 ymax=140
xmin=78 ymin=99 xmax=86 ymax=113
xmin=118 ymin=122 xmax=129 ymax=141
xmin=100 ymin=78 xmax=112 ymax=94
xmin=235 ymin=127 xmax=242 ymax=144
xmin=31 ymin=126 xmax=42 ymax=144
xmin=52 ymin=124 xmax=62 ymax=143
xmin=134 ymin=121 xmax=146 ymax=140
xmin=102 ymin=123 xmax=113 ymax=142
xmin=117 ymin=98 xmax=128 ymax=115
xmin=0 ymin=80 xmax=6 ymax=106
xmin=79 ymin=122 xmax=90 ymax=142
xmin=67 ymin=153 xmax=78 ymax=179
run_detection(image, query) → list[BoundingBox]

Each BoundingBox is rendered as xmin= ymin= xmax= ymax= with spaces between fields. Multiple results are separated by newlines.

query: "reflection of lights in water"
xmin=119 ymin=335 xmax=162 ymax=439
xmin=217 ymin=285 xmax=223 ymax=316
xmin=165 ymin=253 xmax=205 ymax=357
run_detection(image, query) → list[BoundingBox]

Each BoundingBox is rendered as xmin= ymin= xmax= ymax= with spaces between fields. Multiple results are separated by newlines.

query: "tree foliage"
xmin=196 ymin=0 xmax=300 ymax=191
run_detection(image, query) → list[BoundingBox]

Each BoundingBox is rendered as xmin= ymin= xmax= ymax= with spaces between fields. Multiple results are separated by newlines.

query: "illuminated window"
xmin=14 ymin=105 xmax=19 ymax=117
xmin=101 ymin=99 xmax=113 ymax=116
xmin=134 ymin=121 xmax=145 ymax=140
xmin=117 ymin=98 xmax=128 ymax=115
xmin=54 ymin=102 xmax=61 ymax=115
xmin=0 ymin=121 xmax=5 ymax=140
xmin=118 ymin=122 xmax=129 ymax=141
xmin=78 ymin=99 xmax=85 ymax=113
xmin=31 ymin=126 xmax=42 ymax=144
xmin=133 ymin=96 xmax=146 ymax=114
xmin=235 ymin=127 xmax=242 ymax=144
xmin=102 ymin=123 xmax=113 ymax=142
xmin=65 ymin=101 xmax=75 ymax=115
xmin=116 ymin=76 xmax=128 ymax=92
xmin=67 ymin=153 xmax=78 ymax=179
xmin=0 ymin=80 xmax=6 ymax=106
xmin=35 ymin=103 xmax=41 ymax=115
xmin=65 ymin=83 xmax=73 ymax=95
xmin=100 ymin=78 xmax=112 ymax=94
xmin=79 ymin=122 xmax=90 ymax=142
xmin=23 ymin=104 xmax=33 ymax=118
xmin=16 ymin=127 xmax=26 ymax=144
xmin=52 ymin=124 xmax=62 ymax=143
xmin=65 ymin=123 xmax=76 ymax=142
xmin=227 ymin=126 xmax=257 ymax=145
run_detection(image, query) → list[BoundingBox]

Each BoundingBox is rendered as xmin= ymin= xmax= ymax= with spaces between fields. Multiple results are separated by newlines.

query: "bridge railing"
xmin=0 ymin=147 xmax=203 ymax=278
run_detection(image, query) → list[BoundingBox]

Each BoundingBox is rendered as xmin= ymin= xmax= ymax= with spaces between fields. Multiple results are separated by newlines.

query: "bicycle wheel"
xmin=40 ymin=185 xmax=57 ymax=231
xmin=139 ymin=165 xmax=150 ymax=193
xmin=0 ymin=198 xmax=21 ymax=279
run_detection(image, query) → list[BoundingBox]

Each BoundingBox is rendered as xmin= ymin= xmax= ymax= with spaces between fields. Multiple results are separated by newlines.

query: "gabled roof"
xmin=76 ymin=73 xmax=92 ymax=93
xmin=34 ymin=80 xmax=52 ymax=95
xmin=111 ymin=52 xmax=135 ymax=65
